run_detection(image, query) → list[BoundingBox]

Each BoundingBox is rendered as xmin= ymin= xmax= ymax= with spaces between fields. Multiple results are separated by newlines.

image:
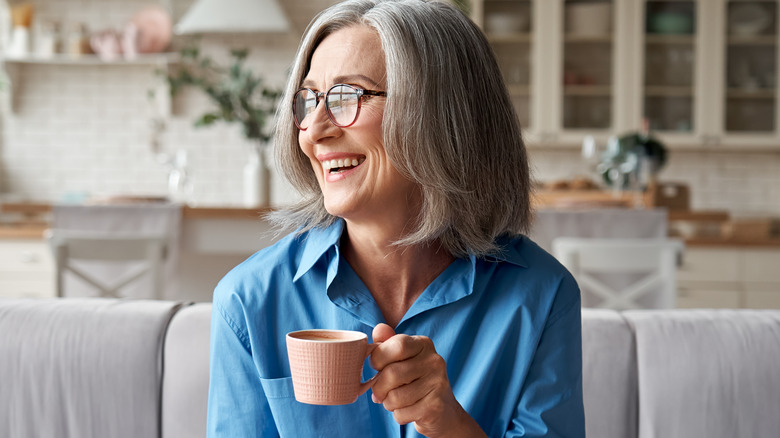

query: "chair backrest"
xmin=46 ymin=230 xmax=168 ymax=299
xmin=552 ymin=237 xmax=684 ymax=310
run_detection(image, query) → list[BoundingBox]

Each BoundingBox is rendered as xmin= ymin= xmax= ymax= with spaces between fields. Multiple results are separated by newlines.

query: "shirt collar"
xmin=483 ymin=235 xmax=528 ymax=268
xmin=293 ymin=219 xmax=345 ymax=282
xmin=293 ymin=221 xmax=528 ymax=282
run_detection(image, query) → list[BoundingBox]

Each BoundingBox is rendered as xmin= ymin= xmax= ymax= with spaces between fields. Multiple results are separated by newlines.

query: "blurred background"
xmin=1 ymin=0 xmax=779 ymax=308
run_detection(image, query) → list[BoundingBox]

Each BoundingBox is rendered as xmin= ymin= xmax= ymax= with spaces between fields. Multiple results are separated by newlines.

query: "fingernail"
xmin=371 ymin=393 xmax=379 ymax=404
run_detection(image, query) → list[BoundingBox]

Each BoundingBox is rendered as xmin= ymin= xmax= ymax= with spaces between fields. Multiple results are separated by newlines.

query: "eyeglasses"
xmin=292 ymin=84 xmax=387 ymax=130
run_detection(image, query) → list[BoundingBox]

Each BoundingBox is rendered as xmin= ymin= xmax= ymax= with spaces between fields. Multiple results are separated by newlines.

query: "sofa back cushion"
xmin=0 ymin=298 xmax=181 ymax=438
xmin=625 ymin=309 xmax=780 ymax=438
xmin=581 ymin=308 xmax=638 ymax=438
xmin=162 ymin=303 xmax=212 ymax=438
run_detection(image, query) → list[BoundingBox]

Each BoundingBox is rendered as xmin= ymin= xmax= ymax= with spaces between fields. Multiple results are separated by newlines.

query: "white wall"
xmin=1 ymin=0 xmax=779 ymax=215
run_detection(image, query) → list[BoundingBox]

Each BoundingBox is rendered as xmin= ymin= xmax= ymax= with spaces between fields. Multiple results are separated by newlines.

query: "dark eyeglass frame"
xmin=292 ymin=83 xmax=387 ymax=130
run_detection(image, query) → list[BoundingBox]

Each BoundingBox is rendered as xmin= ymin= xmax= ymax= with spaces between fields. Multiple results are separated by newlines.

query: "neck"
xmin=341 ymin=219 xmax=455 ymax=328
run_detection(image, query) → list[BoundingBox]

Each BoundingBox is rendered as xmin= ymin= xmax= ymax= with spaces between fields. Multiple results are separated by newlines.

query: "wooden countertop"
xmin=0 ymin=223 xmax=50 ymax=239
xmin=2 ymin=201 xmax=779 ymax=247
xmin=0 ymin=202 xmax=275 ymax=239
xmin=1 ymin=201 xmax=273 ymax=219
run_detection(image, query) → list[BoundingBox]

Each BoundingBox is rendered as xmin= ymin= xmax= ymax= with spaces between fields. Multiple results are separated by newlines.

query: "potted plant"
xmin=159 ymin=45 xmax=282 ymax=207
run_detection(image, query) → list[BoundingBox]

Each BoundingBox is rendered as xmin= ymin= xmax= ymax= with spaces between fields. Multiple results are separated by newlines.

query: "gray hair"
xmin=269 ymin=0 xmax=531 ymax=258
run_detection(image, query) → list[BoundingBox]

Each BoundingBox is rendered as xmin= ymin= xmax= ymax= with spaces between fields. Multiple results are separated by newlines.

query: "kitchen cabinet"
xmin=472 ymin=0 xmax=780 ymax=150
xmin=677 ymin=246 xmax=780 ymax=309
xmin=0 ymin=238 xmax=55 ymax=298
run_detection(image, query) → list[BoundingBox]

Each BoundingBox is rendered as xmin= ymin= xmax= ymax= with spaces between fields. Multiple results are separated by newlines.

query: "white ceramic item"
xmin=566 ymin=2 xmax=612 ymax=37
xmin=485 ymin=12 xmax=529 ymax=35
xmin=730 ymin=3 xmax=771 ymax=36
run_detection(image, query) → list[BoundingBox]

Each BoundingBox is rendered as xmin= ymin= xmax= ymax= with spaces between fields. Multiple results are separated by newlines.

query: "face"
xmin=298 ymin=25 xmax=419 ymax=227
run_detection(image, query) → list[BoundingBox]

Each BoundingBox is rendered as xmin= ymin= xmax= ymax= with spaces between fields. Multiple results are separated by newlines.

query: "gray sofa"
xmin=1 ymin=298 xmax=779 ymax=438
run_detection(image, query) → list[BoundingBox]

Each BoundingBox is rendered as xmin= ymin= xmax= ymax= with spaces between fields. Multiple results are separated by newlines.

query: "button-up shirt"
xmin=207 ymin=219 xmax=585 ymax=437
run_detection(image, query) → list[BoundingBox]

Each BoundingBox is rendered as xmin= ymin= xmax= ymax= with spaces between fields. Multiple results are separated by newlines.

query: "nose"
xmin=300 ymin=99 xmax=341 ymax=142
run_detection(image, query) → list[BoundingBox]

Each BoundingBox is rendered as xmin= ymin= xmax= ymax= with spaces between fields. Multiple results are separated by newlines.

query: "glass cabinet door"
xmin=723 ymin=0 xmax=777 ymax=133
xmin=561 ymin=0 xmax=615 ymax=130
xmin=642 ymin=0 xmax=697 ymax=133
xmin=483 ymin=0 xmax=533 ymax=129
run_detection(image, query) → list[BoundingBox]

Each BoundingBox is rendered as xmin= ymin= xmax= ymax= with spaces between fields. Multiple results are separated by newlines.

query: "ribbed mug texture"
xmin=287 ymin=330 xmax=368 ymax=405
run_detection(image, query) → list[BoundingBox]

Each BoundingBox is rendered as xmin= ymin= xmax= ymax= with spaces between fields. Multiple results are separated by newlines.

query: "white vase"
xmin=243 ymin=145 xmax=270 ymax=207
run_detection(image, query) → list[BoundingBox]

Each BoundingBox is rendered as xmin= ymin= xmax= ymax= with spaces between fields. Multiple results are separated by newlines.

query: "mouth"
xmin=322 ymin=156 xmax=366 ymax=174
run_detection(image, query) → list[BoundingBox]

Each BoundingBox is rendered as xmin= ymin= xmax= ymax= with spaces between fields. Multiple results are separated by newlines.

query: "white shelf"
xmin=507 ymin=84 xmax=531 ymax=96
xmin=727 ymin=36 xmax=777 ymax=46
xmin=1 ymin=52 xmax=176 ymax=116
xmin=726 ymin=89 xmax=776 ymax=100
xmin=2 ymin=53 xmax=179 ymax=66
xmin=564 ymin=34 xmax=612 ymax=44
xmin=644 ymin=86 xmax=694 ymax=97
xmin=564 ymin=85 xmax=612 ymax=97
xmin=645 ymin=34 xmax=695 ymax=45
xmin=487 ymin=33 xmax=533 ymax=43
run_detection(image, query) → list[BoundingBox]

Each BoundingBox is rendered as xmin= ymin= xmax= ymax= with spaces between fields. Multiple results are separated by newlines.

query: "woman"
xmin=207 ymin=1 xmax=585 ymax=437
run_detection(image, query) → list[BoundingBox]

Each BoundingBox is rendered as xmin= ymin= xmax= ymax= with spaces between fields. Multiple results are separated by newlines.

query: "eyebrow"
xmin=300 ymin=74 xmax=383 ymax=90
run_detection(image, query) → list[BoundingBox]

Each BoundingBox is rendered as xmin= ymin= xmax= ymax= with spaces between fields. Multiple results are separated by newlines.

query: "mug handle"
xmin=357 ymin=342 xmax=379 ymax=396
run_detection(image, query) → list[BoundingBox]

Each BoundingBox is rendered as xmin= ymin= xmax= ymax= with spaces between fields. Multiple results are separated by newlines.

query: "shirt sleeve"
xmin=507 ymin=273 xmax=586 ymax=438
xmin=206 ymin=297 xmax=279 ymax=437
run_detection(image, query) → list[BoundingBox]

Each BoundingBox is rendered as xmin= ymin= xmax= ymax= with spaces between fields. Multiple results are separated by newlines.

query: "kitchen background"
xmin=0 ymin=0 xmax=778 ymax=216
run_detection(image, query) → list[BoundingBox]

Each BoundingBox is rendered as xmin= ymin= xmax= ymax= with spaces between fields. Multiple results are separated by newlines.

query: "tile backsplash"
xmin=1 ymin=0 xmax=779 ymax=216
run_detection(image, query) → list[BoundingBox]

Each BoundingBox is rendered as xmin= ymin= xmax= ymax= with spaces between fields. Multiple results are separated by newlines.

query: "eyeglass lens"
xmin=294 ymin=84 xmax=360 ymax=129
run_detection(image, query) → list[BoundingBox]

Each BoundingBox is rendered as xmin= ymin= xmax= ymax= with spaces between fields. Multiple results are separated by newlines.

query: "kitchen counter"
xmin=0 ymin=202 xmax=271 ymax=238
xmin=3 ymin=201 xmax=780 ymax=247
xmin=0 ymin=223 xmax=49 ymax=239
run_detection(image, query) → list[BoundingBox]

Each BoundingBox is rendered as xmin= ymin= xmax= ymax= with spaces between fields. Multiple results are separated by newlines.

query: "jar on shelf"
xmin=64 ymin=22 xmax=89 ymax=57
xmin=34 ymin=19 xmax=61 ymax=57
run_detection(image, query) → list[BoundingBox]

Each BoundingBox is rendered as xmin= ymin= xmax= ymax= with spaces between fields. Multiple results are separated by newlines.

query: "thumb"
xmin=372 ymin=323 xmax=396 ymax=344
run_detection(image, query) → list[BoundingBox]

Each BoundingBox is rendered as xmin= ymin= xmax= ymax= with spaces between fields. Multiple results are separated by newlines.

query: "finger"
xmin=373 ymin=351 xmax=445 ymax=406
xmin=370 ymin=335 xmax=430 ymax=372
xmin=391 ymin=392 xmax=452 ymax=435
xmin=372 ymin=323 xmax=396 ymax=344
xmin=370 ymin=359 xmax=422 ymax=403
xmin=381 ymin=376 xmax=435 ymax=412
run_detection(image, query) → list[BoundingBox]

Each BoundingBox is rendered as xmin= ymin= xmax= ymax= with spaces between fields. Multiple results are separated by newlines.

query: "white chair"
xmin=46 ymin=230 xmax=168 ymax=299
xmin=552 ymin=237 xmax=684 ymax=310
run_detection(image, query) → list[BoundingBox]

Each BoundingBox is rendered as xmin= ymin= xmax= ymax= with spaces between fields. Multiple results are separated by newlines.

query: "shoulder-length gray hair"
xmin=269 ymin=0 xmax=531 ymax=258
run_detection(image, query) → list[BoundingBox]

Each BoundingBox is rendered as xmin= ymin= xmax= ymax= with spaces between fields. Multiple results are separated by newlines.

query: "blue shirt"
xmin=207 ymin=219 xmax=585 ymax=437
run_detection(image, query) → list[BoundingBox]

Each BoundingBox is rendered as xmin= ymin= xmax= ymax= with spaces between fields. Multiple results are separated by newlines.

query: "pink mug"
xmin=286 ymin=329 xmax=376 ymax=405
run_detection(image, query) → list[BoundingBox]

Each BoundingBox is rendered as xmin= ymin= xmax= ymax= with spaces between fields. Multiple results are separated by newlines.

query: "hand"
xmin=369 ymin=324 xmax=487 ymax=438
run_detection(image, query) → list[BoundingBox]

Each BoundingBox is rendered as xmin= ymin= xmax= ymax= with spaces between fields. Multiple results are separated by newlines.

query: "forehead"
xmin=305 ymin=25 xmax=387 ymax=88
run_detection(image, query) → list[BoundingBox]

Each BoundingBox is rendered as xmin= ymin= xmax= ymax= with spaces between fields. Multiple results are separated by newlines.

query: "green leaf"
xmin=195 ymin=113 xmax=219 ymax=127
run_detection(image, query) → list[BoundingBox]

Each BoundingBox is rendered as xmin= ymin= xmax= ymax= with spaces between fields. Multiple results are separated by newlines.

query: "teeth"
xmin=322 ymin=157 xmax=365 ymax=172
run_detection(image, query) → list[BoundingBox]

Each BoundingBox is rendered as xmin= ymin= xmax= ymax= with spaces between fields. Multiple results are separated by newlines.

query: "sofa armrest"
xmin=161 ymin=303 xmax=212 ymax=438
xmin=625 ymin=309 xmax=780 ymax=438
xmin=581 ymin=308 xmax=638 ymax=438
xmin=0 ymin=297 xmax=182 ymax=438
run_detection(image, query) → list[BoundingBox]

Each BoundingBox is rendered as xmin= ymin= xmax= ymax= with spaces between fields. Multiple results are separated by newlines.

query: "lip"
xmin=317 ymin=152 xmax=366 ymax=183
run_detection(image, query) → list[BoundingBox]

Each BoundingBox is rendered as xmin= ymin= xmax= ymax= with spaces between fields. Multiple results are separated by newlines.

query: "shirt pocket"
xmin=260 ymin=377 xmax=375 ymax=438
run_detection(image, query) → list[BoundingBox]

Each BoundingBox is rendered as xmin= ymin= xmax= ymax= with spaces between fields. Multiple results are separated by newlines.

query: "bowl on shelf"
xmin=649 ymin=12 xmax=693 ymax=35
xmin=566 ymin=2 xmax=612 ymax=36
xmin=729 ymin=3 xmax=771 ymax=36
xmin=485 ymin=12 xmax=529 ymax=35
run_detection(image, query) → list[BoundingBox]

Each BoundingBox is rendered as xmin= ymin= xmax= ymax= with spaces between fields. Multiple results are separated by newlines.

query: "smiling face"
xmin=298 ymin=25 xmax=420 ymax=229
